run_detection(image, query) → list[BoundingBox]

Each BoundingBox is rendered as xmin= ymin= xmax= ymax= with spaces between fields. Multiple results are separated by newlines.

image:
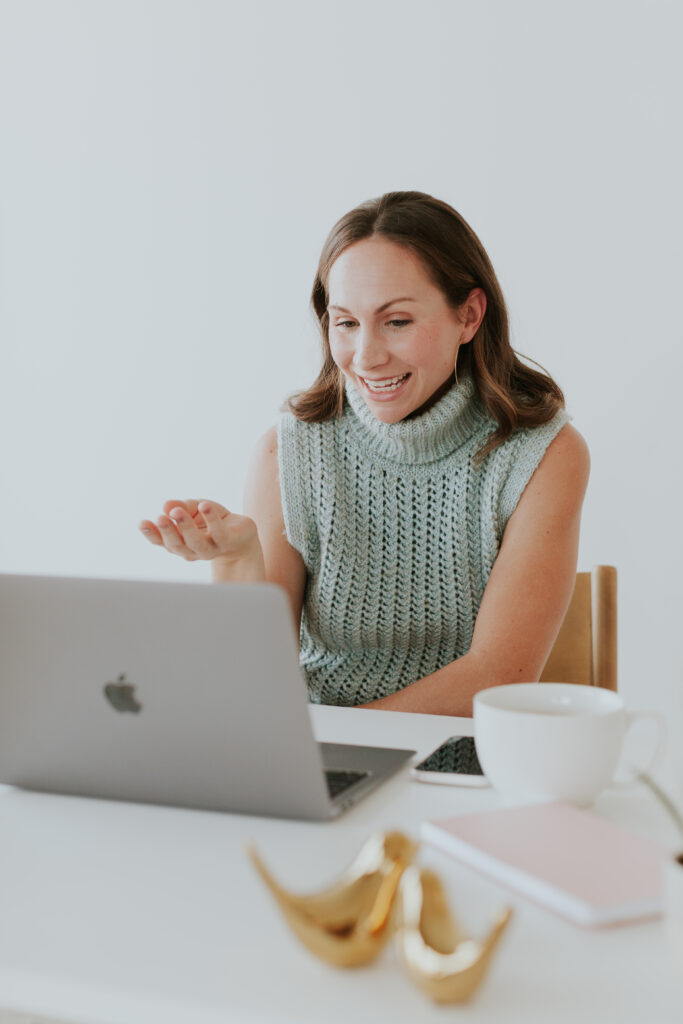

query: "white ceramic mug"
xmin=473 ymin=683 xmax=664 ymax=807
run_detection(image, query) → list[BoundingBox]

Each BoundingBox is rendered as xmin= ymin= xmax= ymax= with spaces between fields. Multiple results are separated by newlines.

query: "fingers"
xmin=197 ymin=499 xmax=230 ymax=519
xmin=163 ymin=498 xmax=207 ymax=536
xmin=166 ymin=505 xmax=218 ymax=559
xmin=162 ymin=498 xmax=200 ymax=518
xmin=196 ymin=500 xmax=234 ymax=547
xmin=155 ymin=512 xmax=202 ymax=560
xmin=139 ymin=499 xmax=234 ymax=561
xmin=139 ymin=511 xmax=199 ymax=561
xmin=139 ymin=520 xmax=163 ymax=545
xmin=198 ymin=502 xmax=260 ymax=558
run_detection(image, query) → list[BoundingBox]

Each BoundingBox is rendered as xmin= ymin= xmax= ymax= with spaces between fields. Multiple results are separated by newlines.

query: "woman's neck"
xmin=343 ymin=373 xmax=487 ymax=465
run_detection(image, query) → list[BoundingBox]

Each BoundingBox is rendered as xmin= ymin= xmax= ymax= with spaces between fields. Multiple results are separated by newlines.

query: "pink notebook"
xmin=422 ymin=802 xmax=669 ymax=927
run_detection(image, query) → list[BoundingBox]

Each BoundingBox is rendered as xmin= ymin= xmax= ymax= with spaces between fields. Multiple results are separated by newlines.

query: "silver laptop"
xmin=0 ymin=573 xmax=414 ymax=820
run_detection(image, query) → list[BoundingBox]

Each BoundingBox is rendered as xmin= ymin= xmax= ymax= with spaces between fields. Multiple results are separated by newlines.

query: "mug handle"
xmin=609 ymin=711 xmax=667 ymax=790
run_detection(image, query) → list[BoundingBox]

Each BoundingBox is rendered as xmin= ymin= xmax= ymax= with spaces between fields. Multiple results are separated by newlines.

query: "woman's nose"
xmin=351 ymin=328 xmax=390 ymax=372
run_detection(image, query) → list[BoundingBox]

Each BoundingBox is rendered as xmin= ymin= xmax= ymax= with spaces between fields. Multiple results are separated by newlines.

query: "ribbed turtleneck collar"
xmin=343 ymin=374 xmax=487 ymax=465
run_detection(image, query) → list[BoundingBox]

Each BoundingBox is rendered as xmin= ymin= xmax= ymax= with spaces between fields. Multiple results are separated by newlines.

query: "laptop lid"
xmin=0 ymin=574 xmax=353 ymax=819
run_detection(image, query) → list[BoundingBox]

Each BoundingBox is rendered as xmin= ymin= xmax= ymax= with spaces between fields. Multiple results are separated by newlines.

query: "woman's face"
xmin=327 ymin=236 xmax=485 ymax=423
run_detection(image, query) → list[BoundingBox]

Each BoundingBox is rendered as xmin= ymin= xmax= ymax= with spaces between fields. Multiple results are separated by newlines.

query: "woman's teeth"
xmin=361 ymin=374 xmax=409 ymax=393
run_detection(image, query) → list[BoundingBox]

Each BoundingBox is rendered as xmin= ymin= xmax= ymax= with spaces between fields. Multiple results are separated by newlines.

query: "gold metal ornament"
xmin=394 ymin=865 xmax=513 ymax=1003
xmin=248 ymin=830 xmax=418 ymax=967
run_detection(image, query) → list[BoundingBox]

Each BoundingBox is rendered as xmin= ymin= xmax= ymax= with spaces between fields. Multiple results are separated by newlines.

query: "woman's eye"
xmin=333 ymin=319 xmax=411 ymax=329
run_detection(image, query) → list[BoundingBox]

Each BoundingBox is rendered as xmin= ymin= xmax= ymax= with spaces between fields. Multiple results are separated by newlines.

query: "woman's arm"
xmin=359 ymin=424 xmax=591 ymax=716
xmin=241 ymin=426 xmax=307 ymax=634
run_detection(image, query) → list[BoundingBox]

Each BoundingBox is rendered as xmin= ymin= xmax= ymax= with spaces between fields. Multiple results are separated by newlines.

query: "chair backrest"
xmin=539 ymin=565 xmax=617 ymax=690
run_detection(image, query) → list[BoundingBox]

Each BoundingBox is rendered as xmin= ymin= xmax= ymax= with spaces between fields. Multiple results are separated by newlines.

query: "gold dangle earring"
xmin=336 ymin=366 xmax=346 ymax=415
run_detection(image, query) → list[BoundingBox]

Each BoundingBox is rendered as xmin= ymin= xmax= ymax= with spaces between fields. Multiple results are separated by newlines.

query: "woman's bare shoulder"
xmin=251 ymin=424 xmax=278 ymax=458
xmin=543 ymin=422 xmax=591 ymax=484
xmin=517 ymin=422 xmax=590 ymax=522
xmin=243 ymin=426 xmax=279 ymax=506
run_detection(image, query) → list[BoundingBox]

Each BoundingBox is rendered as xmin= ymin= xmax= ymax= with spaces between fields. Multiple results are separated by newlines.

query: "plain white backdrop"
xmin=1 ymin=1 xmax=682 ymax=783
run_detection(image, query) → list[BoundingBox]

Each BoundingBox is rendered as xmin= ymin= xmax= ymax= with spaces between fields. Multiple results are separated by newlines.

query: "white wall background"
xmin=1 ymin=1 xmax=681 ymax=781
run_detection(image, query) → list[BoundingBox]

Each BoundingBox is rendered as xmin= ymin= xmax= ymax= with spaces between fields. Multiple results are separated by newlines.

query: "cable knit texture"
xmin=278 ymin=376 xmax=569 ymax=706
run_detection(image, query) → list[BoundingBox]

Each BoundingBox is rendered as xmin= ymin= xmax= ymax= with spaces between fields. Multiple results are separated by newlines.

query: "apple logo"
xmin=104 ymin=673 xmax=143 ymax=713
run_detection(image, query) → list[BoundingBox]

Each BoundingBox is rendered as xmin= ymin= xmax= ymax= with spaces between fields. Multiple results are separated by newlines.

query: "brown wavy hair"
xmin=286 ymin=190 xmax=564 ymax=458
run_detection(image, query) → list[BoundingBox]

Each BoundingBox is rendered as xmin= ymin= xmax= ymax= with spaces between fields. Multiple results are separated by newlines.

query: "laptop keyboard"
xmin=325 ymin=768 xmax=370 ymax=799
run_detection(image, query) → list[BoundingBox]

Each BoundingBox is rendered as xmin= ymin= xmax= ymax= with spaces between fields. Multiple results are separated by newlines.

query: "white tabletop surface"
xmin=0 ymin=706 xmax=681 ymax=1024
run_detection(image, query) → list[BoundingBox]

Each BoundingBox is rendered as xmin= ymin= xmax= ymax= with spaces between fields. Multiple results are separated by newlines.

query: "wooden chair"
xmin=539 ymin=565 xmax=617 ymax=691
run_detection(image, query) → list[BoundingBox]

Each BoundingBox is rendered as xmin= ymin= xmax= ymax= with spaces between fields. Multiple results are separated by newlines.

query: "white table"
xmin=0 ymin=707 xmax=681 ymax=1024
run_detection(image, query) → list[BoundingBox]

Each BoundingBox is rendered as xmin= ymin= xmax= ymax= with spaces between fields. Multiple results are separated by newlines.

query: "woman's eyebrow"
xmin=328 ymin=297 xmax=417 ymax=314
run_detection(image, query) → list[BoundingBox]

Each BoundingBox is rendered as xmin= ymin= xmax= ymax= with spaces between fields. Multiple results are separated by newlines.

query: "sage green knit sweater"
xmin=277 ymin=375 xmax=569 ymax=706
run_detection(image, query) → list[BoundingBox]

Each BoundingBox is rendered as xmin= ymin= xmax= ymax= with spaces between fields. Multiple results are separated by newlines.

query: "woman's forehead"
xmin=328 ymin=239 xmax=434 ymax=303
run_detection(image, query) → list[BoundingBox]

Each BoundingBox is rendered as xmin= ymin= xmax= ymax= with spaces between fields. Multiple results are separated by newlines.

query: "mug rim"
xmin=473 ymin=682 xmax=623 ymax=716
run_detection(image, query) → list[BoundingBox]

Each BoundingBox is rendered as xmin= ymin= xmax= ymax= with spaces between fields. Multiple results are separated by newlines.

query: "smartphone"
xmin=410 ymin=735 xmax=489 ymax=787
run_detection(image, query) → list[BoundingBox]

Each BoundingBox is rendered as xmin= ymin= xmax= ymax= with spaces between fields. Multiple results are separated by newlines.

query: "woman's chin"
xmin=366 ymin=404 xmax=407 ymax=423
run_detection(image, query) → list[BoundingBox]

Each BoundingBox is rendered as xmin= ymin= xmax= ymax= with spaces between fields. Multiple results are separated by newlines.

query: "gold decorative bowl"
xmin=249 ymin=830 xmax=418 ymax=967
xmin=394 ymin=865 xmax=512 ymax=1003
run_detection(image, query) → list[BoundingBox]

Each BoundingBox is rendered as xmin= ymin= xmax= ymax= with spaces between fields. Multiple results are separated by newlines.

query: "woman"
xmin=140 ymin=191 xmax=589 ymax=716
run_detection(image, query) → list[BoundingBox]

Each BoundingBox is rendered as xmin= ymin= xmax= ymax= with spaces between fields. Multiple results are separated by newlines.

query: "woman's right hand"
xmin=139 ymin=499 xmax=266 ymax=581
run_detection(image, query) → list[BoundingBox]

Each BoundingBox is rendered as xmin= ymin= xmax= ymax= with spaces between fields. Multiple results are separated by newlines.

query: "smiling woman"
xmin=325 ymin=238 xmax=486 ymax=422
xmin=140 ymin=190 xmax=590 ymax=716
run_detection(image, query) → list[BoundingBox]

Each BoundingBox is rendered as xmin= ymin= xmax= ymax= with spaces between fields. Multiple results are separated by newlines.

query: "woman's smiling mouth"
xmin=359 ymin=373 xmax=411 ymax=396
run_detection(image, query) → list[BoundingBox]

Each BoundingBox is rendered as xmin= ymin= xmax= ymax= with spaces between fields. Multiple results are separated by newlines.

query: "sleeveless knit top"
xmin=277 ymin=376 xmax=569 ymax=706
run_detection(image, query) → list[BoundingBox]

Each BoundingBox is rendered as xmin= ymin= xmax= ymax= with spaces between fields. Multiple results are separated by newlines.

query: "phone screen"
xmin=413 ymin=736 xmax=484 ymax=775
